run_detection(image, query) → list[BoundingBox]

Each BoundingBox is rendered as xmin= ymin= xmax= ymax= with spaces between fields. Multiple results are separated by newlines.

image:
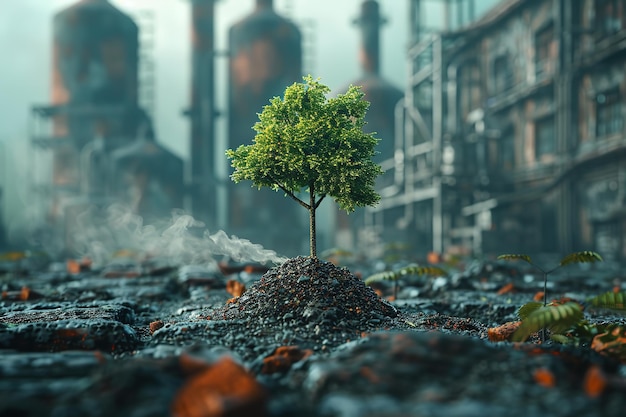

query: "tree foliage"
xmin=226 ymin=76 xmax=383 ymax=257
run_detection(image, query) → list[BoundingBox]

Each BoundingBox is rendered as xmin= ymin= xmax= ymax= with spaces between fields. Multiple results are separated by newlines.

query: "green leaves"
xmin=497 ymin=251 xmax=603 ymax=269
xmin=517 ymin=301 xmax=543 ymax=320
xmin=589 ymin=291 xmax=626 ymax=311
xmin=497 ymin=254 xmax=532 ymax=263
xmin=364 ymin=264 xmax=447 ymax=285
xmin=226 ymin=75 xmax=384 ymax=257
xmin=512 ymin=302 xmax=583 ymax=342
xmin=559 ymin=251 xmax=603 ymax=267
xmin=226 ymin=75 xmax=383 ymax=213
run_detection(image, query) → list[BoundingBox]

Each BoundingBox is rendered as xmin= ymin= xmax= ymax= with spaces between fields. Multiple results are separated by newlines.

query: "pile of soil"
xmin=219 ymin=256 xmax=397 ymax=324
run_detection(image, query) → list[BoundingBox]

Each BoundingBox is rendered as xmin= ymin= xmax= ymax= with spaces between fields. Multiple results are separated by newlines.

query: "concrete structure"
xmin=370 ymin=0 xmax=626 ymax=262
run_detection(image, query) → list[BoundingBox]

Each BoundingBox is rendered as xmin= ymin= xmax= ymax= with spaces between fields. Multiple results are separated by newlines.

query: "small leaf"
xmin=518 ymin=302 xmax=543 ymax=320
xmin=497 ymin=254 xmax=532 ymax=263
xmin=398 ymin=265 xmax=447 ymax=277
xmin=512 ymin=302 xmax=583 ymax=342
xmin=320 ymin=247 xmax=353 ymax=259
xmin=589 ymin=291 xmax=626 ymax=311
xmin=550 ymin=334 xmax=572 ymax=344
xmin=364 ymin=270 xmax=400 ymax=285
xmin=559 ymin=251 xmax=603 ymax=267
xmin=364 ymin=265 xmax=447 ymax=286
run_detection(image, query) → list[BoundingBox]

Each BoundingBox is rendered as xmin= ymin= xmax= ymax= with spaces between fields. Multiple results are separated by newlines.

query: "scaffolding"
xmin=132 ymin=9 xmax=156 ymax=119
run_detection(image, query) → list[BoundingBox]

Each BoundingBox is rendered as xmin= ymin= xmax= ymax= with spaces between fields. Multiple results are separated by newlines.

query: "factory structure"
xmin=12 ymin=0 xmax=626 ymax=262
xmin=30 ymin=0 xmax=183 ymax=252
xmin=368 ymin=0 xmax=626 ymax=262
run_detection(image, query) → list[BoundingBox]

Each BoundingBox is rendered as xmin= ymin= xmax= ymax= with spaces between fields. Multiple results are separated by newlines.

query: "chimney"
xmin=353 ymin=0 xmax=386 ymax=75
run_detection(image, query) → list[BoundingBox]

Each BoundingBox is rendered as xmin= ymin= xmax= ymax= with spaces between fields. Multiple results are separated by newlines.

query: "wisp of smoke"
xmin=71 ymin=203 xmax=287 ymax=267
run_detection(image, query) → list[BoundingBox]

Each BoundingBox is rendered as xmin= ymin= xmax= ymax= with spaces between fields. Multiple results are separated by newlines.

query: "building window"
xmin=535 ymin=23 xmax=554 ymax=78
xmin=595 ymin=0 xmax=624 ymax=38
xmin=493 ymin=55 xmax=514 ymax=93
xmin=596 ymin=88 xmax=624 ymax=138
xmin=460 ymin=59 xmax=481 ymax=118
xmin=499 ymin=127 xmax=515 ymax=171
xmin=535 ymin=116 xmax=555 ymax=158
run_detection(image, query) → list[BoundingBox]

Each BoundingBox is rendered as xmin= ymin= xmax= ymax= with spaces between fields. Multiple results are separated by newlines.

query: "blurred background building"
xmin=368 ymin=0 xmax=626 ymax=262
xmin=29 ymin=0 xmax=183 ymax=254
xmin=225 ymin=0 xmax=305 ymax=255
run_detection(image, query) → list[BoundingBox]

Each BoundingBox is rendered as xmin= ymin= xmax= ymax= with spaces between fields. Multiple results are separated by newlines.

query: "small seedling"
xmin=498 ymin=251 xmax=603 ymax=306
xmin=498 ymin=251 xmax=602 ymax=342
xmin=365 ymin=264 xmax=447 ymax=300
xmin=511 ymin=300 xmax=584 ymax=342
xmin=227 ymin=76 xmax=383 ymax=258
xmin=489 ymin=290 xmax=626 ymax=356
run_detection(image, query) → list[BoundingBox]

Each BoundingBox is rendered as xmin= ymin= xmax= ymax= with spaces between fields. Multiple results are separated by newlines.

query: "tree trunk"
xmin=309 ymin=182 xmax=316 ymax=258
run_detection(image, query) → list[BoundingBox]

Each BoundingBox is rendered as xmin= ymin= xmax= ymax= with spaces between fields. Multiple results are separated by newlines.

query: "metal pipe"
xmin=432 ymin=35 xmax=443 ymax=253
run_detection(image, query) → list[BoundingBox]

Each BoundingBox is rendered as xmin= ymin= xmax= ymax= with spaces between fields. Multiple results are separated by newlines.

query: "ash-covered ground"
xmin=1 ymin=253 xmax=625 ymax=417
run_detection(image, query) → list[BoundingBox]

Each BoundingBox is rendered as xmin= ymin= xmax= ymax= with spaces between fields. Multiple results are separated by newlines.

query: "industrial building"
xmin=366 ymin=0 xmax=626 ymax=262
xmin=30 ymin=0 xmax=183 ymax=254
xmin=225 ymin=0 xmax=305 ymax=256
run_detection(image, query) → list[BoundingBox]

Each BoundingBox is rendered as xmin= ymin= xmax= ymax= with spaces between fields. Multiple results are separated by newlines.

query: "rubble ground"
xmin=1 ymin=255 xmax=625 ymax=417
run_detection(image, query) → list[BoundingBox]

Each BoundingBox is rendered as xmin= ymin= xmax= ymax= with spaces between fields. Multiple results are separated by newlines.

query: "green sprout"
xmin=510 ymin=290 xmax=626 ymax=347
xmin=498 ymin=251 xmax=603 ymax=306
xmin=497 ymin=251 xmax=602 ymax=342
xmin=365 ymin=264 xmax=447 ymax=300
xmin=227 ymin=76 xmax=383 ymax=258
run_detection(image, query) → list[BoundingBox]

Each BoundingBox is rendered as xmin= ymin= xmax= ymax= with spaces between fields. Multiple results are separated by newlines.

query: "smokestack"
xmin=189 ymin=0 xmax=216 ymax=228
xmin=256 ymin=0 xmax=273 ymax=9
xmin=353 ymin=0 xmax=386 ymax=75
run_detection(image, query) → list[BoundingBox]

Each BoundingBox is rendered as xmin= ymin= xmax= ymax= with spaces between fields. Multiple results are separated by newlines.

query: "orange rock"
xmin=427 ymin=251 xmax=442 ymax=264
xmin=1 ymin=286 xmax=44 ymax=301
xmin=20 ymin=286 xmax=31 ymax=301
xmin=226 ymin=280 xmax=246 ymax=298
xmin=497 ymin=282 xmax=515 ymax=295
xmin=533 ymin=367 xmax=556 ymax=388
xmin=487 ymin=321 xmax=521 ymax=342
xmin=584 ymin=365 xmax=607 ymax=398
xmin=359 ymin=366 xmax=381 ymax=384
xmin=172 ymin=356 xmax=266 ymax=417
xmin=261 ymin=346 xmax=313 ymax=374
xmin=66 ymin=257 xmax=92 ymax=274
xmin=149 ymin=320 xmax=165 ymax=334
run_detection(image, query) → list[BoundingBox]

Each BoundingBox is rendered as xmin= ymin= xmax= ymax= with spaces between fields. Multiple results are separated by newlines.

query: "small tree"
xmin=226 ymin=76 xmax=383 ymax=258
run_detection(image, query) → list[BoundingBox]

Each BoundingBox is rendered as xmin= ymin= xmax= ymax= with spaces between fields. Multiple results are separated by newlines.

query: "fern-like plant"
xmin=498 ymin=251 xmax=603 ymax=307
xmin=365 ymin=265 xmax=447 ymax=300
xmin=588 ymin=291 xmax=626 ymax=311
xmin=497 ymin=251 xmax=602 ymax=343
xmin=512 ymin=301 xmax=584 ymax=342
xmin=490 ymin=289 xmax=626 ymax=363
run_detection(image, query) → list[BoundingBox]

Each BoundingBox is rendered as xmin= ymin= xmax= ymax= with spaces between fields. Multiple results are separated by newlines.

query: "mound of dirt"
xmin=219 ymin=256 xmax=398 ymax=327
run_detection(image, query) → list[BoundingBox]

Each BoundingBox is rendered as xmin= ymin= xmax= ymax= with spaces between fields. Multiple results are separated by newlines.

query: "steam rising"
xmin=72 ymin=203 xmax=287 ymax=267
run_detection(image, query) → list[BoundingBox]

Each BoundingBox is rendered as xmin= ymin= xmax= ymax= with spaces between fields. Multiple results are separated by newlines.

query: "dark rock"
xmin=0 ymin=319 xmax=138 ymax=353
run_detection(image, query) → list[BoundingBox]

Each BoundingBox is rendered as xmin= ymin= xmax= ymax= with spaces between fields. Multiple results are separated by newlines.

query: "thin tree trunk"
xmin=309 ymin=182 xmax=316 ymax=258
